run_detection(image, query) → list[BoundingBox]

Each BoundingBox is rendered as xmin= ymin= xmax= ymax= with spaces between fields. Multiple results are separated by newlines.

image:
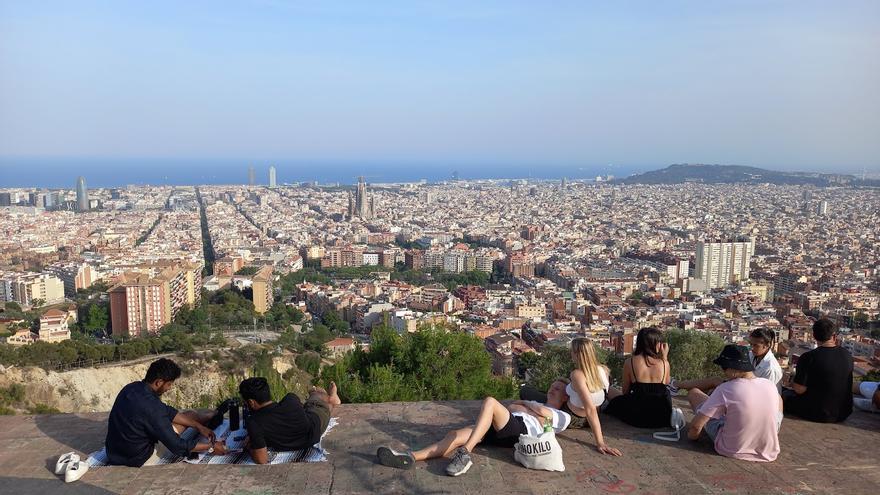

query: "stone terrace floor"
xmin=0 ymin=398 xmax=879 ymax=495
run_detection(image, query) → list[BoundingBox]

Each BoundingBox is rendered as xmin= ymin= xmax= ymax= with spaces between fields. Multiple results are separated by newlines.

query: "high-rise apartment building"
xmin=694 ymin=237 xmax=755 ymax=289
xmin=108 ymin=262 xmax=203 ymax=336
xmin=43 ymin=191 xmax=60 ymax=209
xmin=505 ymin=251 xmax=536 ymax=278
xmin=252 ymin=265 xmax=274 ymax=314
xmin=248 ymin=166 xmax=256 ymax=186
xmin=321 ymin=246 xmax=365 ymax=268
xmin=269 ymin=166 xmax=277 ymax=188
xmin=0 ymin=278 xmax=13 ymax=302
xmin=47 ymin=262 xmax=97 ymax=296
xmin=3 ymin=273 xmax=65 ymax=307
xmin=405 ymin=250 xmax=425 ymax=270
xmin=347 ymin=176 xmax=374 ymax=220
xmin=110 ymin=273 xmax=169 ymax=336
xmin=816 ymin=200 xmax=828 ymax=216
xmin=76 ymin=176 xmax=89 ymax=211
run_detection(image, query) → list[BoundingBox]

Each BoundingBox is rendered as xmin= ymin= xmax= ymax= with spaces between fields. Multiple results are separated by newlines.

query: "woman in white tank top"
xmin=567 ymin=337 xmax=621 ymax=457
xmin=566 ymin=367 xmax=609 ymax=409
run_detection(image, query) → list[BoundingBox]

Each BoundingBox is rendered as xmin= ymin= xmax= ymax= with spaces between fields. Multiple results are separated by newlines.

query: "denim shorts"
xmin=704 ymin=417 xmax=725 ymax=441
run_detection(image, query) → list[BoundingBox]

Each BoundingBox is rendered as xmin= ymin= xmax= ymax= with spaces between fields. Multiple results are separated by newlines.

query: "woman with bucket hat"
xmin=684 ymin=345 xmax=783 ymax=462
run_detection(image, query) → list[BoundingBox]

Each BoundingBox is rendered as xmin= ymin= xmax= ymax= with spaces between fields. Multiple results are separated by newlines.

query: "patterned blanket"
xmin=87 ymin=417 xmax=338 ymax=466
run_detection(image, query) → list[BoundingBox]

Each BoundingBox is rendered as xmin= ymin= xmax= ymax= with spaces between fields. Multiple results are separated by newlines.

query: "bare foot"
xmin=328 ymin=381 xmax=342 ymax=406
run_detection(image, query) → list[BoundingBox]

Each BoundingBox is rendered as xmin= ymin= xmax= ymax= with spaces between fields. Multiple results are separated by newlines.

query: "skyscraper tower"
xmin=248 ymin=166 xmax=255 ymax=186
xmin=816 ymin=200 xmax=828 ymax=216
xmin=76 ymin=176 xmax=89 ymax=211
xmin=269 ymin=166 xmax=277 ymax=188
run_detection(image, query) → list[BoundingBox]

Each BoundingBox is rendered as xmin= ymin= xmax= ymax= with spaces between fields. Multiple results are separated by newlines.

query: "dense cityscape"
xmin=2 ymin=168 xmax=878 ymax=385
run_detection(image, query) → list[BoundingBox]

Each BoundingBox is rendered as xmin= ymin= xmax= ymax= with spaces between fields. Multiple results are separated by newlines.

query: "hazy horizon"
xmin=0 ymin=158 xmax=875 ymax=189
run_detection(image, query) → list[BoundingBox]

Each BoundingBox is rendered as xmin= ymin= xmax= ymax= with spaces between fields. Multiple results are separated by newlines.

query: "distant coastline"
xmin=0 ymin=157 xmax=635 ymax=188
xmin=0 ymin=158 xmax=874 ymax=189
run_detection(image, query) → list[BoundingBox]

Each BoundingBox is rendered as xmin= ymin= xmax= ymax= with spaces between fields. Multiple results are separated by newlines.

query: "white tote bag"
xmin=513 ymin=431 xmax=565 ymax=472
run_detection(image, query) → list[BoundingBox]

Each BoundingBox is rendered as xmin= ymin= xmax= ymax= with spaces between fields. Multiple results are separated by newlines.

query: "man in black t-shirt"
xmin=239 ymin=377 xmax=341 ymax=464
xmin=783 ymin=319 xmax=853 ymax=423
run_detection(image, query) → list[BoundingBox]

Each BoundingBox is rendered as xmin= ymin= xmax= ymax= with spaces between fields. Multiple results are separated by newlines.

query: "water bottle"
xmin=543 ymin=416 xmax=553 ymax=433
xmin=229 ymin=401 xmax=240 ymax=431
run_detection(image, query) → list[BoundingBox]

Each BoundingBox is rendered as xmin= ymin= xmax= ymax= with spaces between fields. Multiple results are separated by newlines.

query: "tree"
xmin=853 ymin=312 xmax=868 ymax=329
xmin=627 ymin=291 xmax=644 ymax=303
xmin=664 ymin=329 xmax=726 ymax=380
xmin=319 ymin=325 xmax=516 ymax=403
xmin=84 ymin=304 xmax=109 ymax=332
xmin=301 ymin=323 xmax=334 ymax=353
xmin=31 ymin=299 xmax=45 ymax=309
xmin=295 ymin=352 xmax=322 ymax=378
xmin=524 ymin=344 xmax=573 ymax=392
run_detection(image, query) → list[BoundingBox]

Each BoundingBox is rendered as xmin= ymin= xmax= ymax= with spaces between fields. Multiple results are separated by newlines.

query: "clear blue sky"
xmin=1 ymin=0 xmax=878 ymax=173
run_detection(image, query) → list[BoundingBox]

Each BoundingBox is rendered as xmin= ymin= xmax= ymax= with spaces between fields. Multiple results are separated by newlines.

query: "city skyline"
xmin=2 ymin=1 xmax=878 ymax=174
xmin=1 ymin=160 xmax=877 ymax=190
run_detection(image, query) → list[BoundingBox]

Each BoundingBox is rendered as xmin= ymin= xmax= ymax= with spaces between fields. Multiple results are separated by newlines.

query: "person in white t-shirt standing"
xmin=376 ymin=379 xmax=572 ymax=476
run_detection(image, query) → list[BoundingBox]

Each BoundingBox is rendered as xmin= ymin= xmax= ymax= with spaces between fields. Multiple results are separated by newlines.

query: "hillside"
xmin=0 ymin=352 xmax=309 ymax=414
xmin=616 ymin=164 xmax=878 ymax=186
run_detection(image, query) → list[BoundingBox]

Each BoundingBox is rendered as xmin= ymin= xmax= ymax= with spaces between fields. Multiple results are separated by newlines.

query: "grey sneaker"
xmin=445 ymin=447 xmax=473 ymax=476
xmin=377 ymin=446 xmax=416 ymax=470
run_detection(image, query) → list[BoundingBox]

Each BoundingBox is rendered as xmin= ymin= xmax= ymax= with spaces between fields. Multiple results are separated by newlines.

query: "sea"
xmin=0 ymin=157 xmax=642 ymax=188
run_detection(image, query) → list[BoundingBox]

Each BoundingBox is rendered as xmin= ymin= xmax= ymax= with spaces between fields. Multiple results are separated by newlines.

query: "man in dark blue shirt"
xmin=105 ymin=358 xmax=226 ymax=467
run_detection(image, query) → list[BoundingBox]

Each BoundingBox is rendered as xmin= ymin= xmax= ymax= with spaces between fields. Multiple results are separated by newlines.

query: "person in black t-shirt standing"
xmin=783 ymin=319 xmax=853 ymax=423
xmin=239 ymin=377 xmax=341 ymax=464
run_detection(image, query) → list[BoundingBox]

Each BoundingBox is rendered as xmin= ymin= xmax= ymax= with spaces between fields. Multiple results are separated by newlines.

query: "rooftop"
xmin=1 ymin=398 xmax=879 ymax=494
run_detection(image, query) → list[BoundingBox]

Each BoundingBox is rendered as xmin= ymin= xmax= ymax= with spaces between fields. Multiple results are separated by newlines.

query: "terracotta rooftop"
xmin=1 ymin=398 xmax=878 ymax=494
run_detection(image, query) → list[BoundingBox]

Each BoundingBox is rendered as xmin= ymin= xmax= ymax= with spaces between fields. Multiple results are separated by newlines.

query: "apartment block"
xmin=47 ymin=262 xmax=98 ymax=296
xmin=252 ymin=265 xmax=274 ymax=314
xmin=695 ymin=238 xmax=755 ymax=289
xmin=8 ymin=273 xmax=65 ymax=307
xmin=109 ymin=273 xmax=170 ymax=336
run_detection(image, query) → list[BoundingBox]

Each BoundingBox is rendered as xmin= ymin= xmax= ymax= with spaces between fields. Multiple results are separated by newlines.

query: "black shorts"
xmin=481 ymin=414 xmax=528 ymax=447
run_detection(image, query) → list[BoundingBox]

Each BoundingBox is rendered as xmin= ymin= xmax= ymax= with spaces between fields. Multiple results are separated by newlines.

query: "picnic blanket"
xmin=87 ymin=417 xmax=338 ymax=466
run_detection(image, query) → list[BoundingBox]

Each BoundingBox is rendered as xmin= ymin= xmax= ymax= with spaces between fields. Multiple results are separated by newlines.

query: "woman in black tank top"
xmin=604 ymin=327 xmax=673 ymax=428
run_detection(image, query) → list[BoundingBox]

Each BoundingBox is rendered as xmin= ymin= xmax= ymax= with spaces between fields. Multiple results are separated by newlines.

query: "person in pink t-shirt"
xmin=685 ymin=345 xmax=783 ymax=462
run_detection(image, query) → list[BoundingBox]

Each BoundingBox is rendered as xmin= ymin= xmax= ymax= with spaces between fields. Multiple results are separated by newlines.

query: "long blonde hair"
xmin=571 ymin=337 xmax=605 ymax=393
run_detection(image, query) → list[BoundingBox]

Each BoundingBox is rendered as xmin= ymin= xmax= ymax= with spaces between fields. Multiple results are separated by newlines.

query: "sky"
xmin=1 ymin=0 xmax=878 ymax=182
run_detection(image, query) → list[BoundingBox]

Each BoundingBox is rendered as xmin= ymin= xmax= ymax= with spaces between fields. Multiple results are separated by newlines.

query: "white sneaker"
xmin=64 ymin=460 xmax=89 ymax=483
xmin=54 ymin=452 xmax=79 ymax=475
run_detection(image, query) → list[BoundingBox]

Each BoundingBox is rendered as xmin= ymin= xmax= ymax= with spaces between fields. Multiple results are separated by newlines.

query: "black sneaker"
xmin=445 ymin=447 xmax=472 ymax=476
xmin=376 ymin=446 xmax=416 ymax=470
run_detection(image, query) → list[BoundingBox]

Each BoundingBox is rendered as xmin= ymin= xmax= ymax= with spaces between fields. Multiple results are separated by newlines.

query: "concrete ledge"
xmin=0 ymin=399 xmax=879 ymax=494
